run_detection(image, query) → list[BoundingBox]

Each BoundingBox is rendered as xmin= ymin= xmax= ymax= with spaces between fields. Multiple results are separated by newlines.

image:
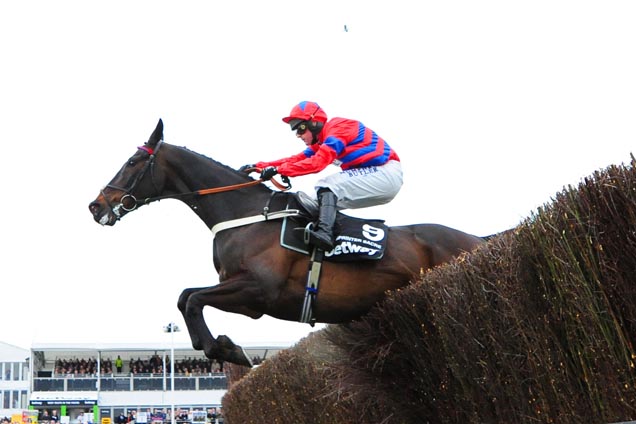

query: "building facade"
xmin=0 ymin=342 xmax=30 ymax=415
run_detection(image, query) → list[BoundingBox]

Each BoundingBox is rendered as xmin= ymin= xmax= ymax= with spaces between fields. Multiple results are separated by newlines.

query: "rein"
xmin=138 ymin=167 xmax=291 ymax=205
xmin=136 ymin=178 xmax=291 ymax=205
xmin=103 ymin=143 xmax=291 ymax=218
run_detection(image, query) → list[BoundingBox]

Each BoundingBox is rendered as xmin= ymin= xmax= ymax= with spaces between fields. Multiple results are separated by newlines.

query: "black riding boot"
xmin=308 ymin=189 xmax=338 ymax=251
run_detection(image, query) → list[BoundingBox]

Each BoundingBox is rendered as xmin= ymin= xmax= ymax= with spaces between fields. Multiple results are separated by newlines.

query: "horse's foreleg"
xmin=177 ymin=287 xmax=208 ymax=351
xmin=180 ymin=278 xmax=266 ymax=367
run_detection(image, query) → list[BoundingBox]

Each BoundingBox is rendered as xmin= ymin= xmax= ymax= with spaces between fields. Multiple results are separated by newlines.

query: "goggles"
xmin=289 ymin=119 xmax=308 ymax=135
xmin=295 ymin=122 xmax=308 ymax=136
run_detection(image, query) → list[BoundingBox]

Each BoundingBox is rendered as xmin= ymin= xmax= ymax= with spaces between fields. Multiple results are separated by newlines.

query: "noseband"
xmin=101 ymin=143 xmax=162 ymax=219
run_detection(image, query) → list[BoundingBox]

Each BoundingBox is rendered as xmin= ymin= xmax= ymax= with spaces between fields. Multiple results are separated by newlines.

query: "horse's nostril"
xmin=89 ymin=202 xmax=101 ymax=214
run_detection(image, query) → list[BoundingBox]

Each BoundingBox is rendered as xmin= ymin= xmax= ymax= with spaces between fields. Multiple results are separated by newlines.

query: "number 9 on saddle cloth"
xmin=282 ymin=192 xmax=388 ymax=262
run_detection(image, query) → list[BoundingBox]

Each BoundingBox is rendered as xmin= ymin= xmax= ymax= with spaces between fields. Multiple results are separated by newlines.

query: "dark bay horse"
xmin=89 ymin=119 xmax=485 ymax=367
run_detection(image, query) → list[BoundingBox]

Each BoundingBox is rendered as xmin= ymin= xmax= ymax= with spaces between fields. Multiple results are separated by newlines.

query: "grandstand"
xmin=2 ymin=341 xmax=289 ymax=423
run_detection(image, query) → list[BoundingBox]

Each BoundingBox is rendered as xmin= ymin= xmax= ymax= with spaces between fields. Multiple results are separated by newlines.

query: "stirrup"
xmin=304 ymin=225 xmax=335 ymax=251
xmin=303 ymin=222 xmax=315 ymax=245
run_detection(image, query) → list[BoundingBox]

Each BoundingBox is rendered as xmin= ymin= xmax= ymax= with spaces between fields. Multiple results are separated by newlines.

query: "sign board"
xmin=30 ymin=399 xmax=97 ymax=406
xmin=12 ymin=411 xmax=38 ymax=424
xmin=30 ymin=392 xmax=98 ymax=407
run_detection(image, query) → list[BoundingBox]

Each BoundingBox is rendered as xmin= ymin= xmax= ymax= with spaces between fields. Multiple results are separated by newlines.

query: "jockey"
xmin=240 ymin=101 xmax=403 ymax=251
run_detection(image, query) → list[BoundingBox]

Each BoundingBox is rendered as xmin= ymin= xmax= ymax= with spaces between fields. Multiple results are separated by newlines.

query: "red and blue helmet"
xmin=282 ymin=101 xmax=328 ymax=132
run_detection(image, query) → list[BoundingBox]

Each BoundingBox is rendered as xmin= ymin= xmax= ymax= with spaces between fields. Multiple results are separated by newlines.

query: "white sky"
xmin=1 ymin=1 xmax=634 ymax=350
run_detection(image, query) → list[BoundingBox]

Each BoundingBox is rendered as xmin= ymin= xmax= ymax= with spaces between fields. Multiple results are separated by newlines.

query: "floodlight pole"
xmin=164 ymin=322 xmax=180 ymax=424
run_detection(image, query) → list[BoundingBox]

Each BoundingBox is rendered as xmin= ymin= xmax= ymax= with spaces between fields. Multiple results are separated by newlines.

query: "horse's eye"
xmin=128 ymin=160 xmax=136 ymax=167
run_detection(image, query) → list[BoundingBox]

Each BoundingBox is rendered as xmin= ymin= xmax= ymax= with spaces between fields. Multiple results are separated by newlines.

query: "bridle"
xmin=100 ymin=143 xmax=162 ymax=219
xmin=101 ymin=141 xmax=291 ymax=220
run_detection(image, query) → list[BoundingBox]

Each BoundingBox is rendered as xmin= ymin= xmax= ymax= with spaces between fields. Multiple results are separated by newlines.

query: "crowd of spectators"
xmin=129 ymin=354 xmax=224 ymax=374
xmin=128 ymin=354 xmax=164 ymax=375
xmin=115 ymin=408 xmax=224 ymax=424
xmin=172 ymin=356 xmax=222 ymax=374
xmin=54 ymin=357 xmax=112 ymax=375
xmin=38 ymin=410 xmax=61 ymax=424
xmin=53 ymin=355 xmax=225 ymax=376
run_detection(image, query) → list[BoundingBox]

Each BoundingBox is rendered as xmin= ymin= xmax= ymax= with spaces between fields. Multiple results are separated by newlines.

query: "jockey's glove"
xmin=260 ymin=166 xmax=278 ymax=181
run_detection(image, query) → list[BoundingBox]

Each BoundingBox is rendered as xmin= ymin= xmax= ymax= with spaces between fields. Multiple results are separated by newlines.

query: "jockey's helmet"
xmin=282 ymin=101 xmax=327 ymax=134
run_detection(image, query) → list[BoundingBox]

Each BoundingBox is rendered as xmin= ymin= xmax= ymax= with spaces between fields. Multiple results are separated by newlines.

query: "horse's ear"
xmin=147 ymin=119 xmax=164 ymax=147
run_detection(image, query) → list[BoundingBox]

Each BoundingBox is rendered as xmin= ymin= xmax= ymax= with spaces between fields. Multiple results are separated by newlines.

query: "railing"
xmin=33 ymin=373 xmax=227 ymax=391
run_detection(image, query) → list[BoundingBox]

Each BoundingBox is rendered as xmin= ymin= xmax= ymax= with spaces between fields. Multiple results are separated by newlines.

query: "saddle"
xmin=281 ymin=192 xmax=388 ymax=262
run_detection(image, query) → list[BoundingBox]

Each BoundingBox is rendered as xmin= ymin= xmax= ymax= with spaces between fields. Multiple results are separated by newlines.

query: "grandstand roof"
xmin=30 ymin=341 xmax=291 ymax=362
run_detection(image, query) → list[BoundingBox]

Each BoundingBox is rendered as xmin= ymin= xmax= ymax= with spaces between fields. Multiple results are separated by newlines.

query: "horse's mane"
xmin=161 ymin=143 xmax=295 ymax=207
xmin=169 ymin=143 xmax=259 ymax=184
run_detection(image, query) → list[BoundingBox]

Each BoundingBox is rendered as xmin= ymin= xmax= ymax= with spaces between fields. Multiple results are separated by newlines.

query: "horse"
xmin=88 ymin=119 xmax=486 ymax=367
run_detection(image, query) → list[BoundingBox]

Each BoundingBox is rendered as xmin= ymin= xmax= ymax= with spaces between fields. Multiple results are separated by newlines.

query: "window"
xmin=20 ymin=390 xmax=28 ymax=409
xmin=1 ymin=362 xmax=24 ymax=381
xmin=13 ymin=363 xmax=20 ymax=381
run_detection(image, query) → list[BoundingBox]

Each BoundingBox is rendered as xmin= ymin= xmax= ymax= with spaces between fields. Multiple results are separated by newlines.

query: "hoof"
xmin=217 ymin=335 xmax=253 ymax=368
xmin=229 ymin=345 xmax=253 ymax=368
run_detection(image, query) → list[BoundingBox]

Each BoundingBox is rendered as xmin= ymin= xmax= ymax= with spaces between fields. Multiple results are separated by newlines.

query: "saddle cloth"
xmin=280 ymin=192 xmax=388 ymax=262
